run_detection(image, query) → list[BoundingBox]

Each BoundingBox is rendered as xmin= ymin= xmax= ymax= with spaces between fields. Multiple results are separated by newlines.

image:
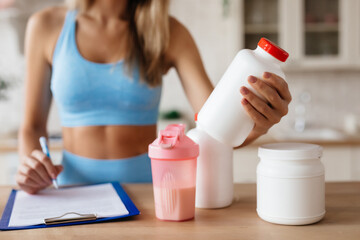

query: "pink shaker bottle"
xmin=148 ymin=124 xmax=199 ymax=221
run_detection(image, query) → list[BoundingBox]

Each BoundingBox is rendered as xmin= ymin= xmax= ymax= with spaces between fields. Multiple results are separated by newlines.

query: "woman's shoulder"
xmin=165 ymin=16 xmax=196 ymax=66
xmin=168 ymin=16 xmax=193 ymax=45
xmin=26 ymin=6 xmax=68 ymax=62
xmin=28 ymin=6 xmax=67 ymax=33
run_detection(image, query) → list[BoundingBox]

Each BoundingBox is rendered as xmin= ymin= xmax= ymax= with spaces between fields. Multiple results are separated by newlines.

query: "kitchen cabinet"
xmin=352 ymin=147 xmax=360 ymax=180
xmin=242 ymin=0 xmax=279 ymax=50
xmin=234 ymin=0 xmax=360 ymax=71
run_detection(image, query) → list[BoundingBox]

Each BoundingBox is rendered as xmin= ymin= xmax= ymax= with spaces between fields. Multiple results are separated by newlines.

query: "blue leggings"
xmin=57 ymin=150 xmax=152 ymax=186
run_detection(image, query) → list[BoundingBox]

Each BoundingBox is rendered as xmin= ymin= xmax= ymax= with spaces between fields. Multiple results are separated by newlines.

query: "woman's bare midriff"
xmin=62 ymin=125 xmax=157 ymax=159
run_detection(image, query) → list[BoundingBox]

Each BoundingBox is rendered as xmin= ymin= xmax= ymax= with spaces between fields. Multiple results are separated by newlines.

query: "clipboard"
xmin=0 ymin=182 xmax=140 ymax=231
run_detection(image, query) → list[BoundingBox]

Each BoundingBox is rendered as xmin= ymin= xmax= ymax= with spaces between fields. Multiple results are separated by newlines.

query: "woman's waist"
xmin=62 ymin=124 xmax=157 ymax=159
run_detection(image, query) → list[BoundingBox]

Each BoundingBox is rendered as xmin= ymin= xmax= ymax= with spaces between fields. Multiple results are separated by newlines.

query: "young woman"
xmin=16 ymin=0 xmax=292 ymax=194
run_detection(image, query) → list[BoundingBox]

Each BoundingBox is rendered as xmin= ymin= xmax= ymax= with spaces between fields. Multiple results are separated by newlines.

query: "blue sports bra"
xmin=50 ymin=11 xmax=162 ymax=127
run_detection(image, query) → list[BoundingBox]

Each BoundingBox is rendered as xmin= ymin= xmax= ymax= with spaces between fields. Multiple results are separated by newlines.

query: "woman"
xmin=16 ymin=0 xmax=292 ymax=194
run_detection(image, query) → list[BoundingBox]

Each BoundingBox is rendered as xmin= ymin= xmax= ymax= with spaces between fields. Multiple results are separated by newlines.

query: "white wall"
xmin=0 ymin=18 xmax=26 ymax=136
xmin=274 ymin=71 xmax=360 ymax=134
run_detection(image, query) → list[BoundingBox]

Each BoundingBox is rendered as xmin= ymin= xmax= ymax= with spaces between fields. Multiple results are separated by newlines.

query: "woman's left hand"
xmin=240 ymin=72 xmax=292 ymax=140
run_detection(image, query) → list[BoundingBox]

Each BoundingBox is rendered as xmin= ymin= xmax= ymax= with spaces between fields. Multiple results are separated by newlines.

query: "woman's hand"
xmin=16 ymin=150 xmax=63 ymax=194
xmin=239 ymin=72 xmax=292 ymax=145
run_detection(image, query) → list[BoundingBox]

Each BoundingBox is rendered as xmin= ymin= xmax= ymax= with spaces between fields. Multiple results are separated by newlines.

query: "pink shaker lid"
xmin=148 ymin=124 xmax=199 ymax=160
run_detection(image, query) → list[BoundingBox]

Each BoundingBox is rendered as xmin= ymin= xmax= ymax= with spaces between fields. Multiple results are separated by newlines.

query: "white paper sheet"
xmin=8 ymin=183 xmax=129 ymax=227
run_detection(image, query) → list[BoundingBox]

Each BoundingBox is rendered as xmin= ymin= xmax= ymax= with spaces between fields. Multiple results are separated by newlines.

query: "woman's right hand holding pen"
xmin=16 ymin=150 xmax=63 ymax=194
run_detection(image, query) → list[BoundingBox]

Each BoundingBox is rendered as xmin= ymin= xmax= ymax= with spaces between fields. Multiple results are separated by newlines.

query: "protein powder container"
xmin=257 ymin=143 xmax=325 ymax=225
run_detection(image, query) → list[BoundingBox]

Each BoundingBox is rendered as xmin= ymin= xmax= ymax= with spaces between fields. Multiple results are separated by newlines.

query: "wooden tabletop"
xmin=1 ymin=182 xmax=360 ymax=240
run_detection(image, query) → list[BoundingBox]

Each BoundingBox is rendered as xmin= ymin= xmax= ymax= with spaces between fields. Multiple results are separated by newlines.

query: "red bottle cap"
xmin=258 ymin=38 xmax=289 ymax=62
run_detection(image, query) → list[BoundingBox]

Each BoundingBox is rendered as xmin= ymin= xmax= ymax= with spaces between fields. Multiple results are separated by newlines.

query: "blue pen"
xmin=39 ymin=136 xmax=59 ymax=189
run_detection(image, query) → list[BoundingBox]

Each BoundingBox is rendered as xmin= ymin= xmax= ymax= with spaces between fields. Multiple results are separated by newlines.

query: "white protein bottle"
xmin=187 ymin=114 xmax=234 ymax=209
xmin=197 ymin=38 xmax=289 ymax=147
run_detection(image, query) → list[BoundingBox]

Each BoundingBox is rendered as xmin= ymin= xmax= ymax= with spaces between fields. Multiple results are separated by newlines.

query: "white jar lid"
xmin=258 ymin=142 xmax=322 ymax=160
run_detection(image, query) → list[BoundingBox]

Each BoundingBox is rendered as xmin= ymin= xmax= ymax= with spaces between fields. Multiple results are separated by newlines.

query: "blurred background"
xmin=0 ymin=0 xmax=359 ymax=185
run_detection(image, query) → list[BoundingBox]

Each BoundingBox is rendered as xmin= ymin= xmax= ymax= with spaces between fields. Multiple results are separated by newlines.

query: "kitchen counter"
xmin=249 ymin=134 xmax=360 ymax=147
xmin=1 ymin=182 xmax=360 ymax=240
xmin=0 ymin=138 xmax=63 ymax=152
xmin=1 ymin=134 xmax=360 ymax=152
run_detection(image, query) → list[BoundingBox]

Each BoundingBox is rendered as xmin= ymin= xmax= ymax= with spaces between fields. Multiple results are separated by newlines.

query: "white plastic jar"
xmin=257 ymin=143 xmax=325 ymax=225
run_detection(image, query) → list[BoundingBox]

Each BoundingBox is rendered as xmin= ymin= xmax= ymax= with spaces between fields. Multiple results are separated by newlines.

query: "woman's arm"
xmin=17 ymin=8 xmax=63 ymax=194
xmin=165 ymin=18 xmax=214 ymax=113
xmin=166 ymin=18 xmax=291 ymax=147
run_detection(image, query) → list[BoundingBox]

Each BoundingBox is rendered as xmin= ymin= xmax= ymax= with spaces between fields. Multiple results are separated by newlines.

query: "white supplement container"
xmin=257 ymin=143 xmax=325 ymax=225
xmin=197 ymin=38 xmax=289 ymax=147
xmin=187 ymin=117 xmax=233 ymax=209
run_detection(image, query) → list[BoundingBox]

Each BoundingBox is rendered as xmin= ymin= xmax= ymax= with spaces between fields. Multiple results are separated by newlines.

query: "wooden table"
xmin=1 ymin=183 xmax=360 ymax=240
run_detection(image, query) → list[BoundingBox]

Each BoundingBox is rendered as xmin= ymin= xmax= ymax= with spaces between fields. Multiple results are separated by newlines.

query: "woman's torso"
xmin=46 ymin=7 xmax=161 ymax=159
xmin=62 ymin=125 xmax=156 ymax=159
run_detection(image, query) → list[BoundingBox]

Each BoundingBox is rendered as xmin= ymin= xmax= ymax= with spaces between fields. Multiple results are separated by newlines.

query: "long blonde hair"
xmin=65 ymin=0 xmax=170 ymax=87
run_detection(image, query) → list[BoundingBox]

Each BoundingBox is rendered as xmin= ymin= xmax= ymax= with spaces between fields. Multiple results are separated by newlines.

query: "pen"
xmin=39 ymin=136 xmax=59 ymax=189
